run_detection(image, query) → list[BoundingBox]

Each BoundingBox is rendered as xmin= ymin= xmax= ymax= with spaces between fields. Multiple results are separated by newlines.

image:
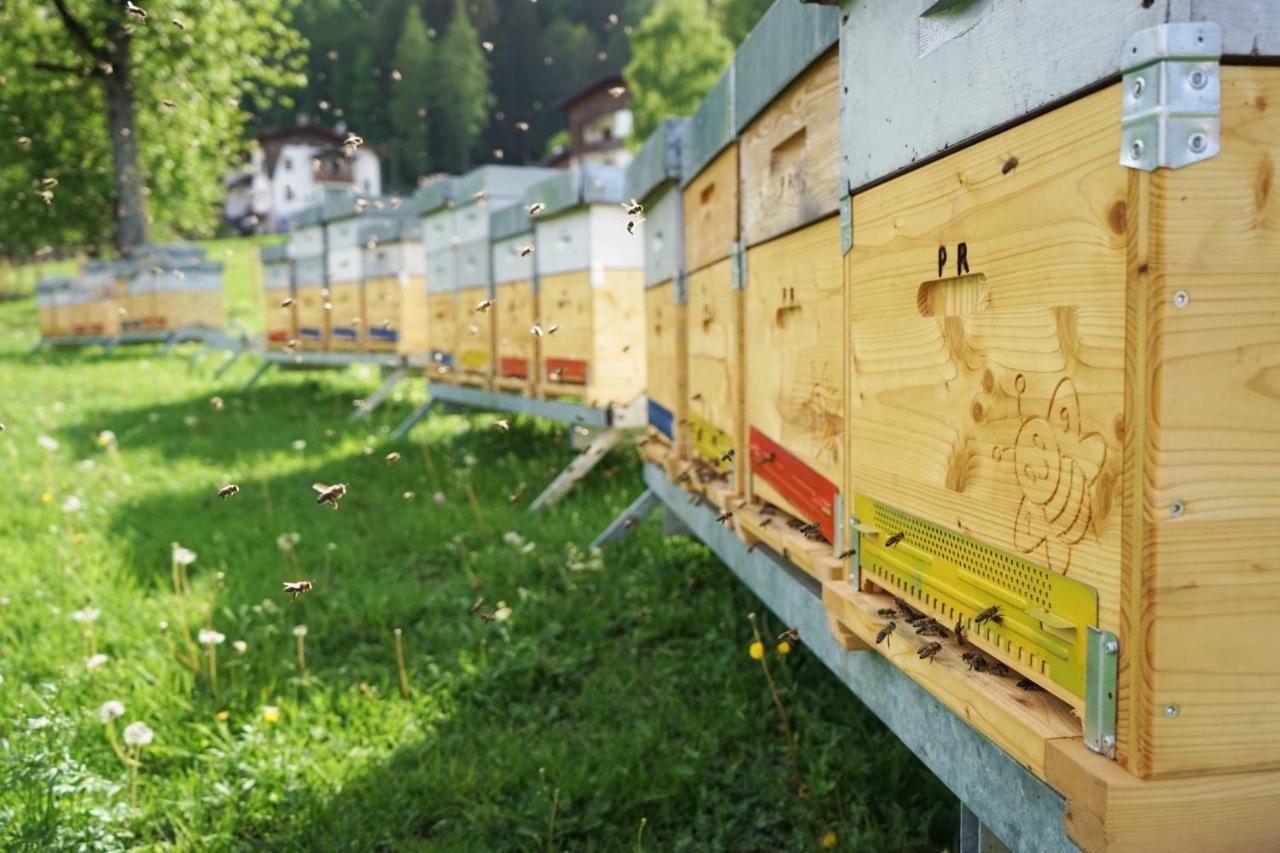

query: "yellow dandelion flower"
xmin=41 ymin=492 xmax=53 ymax=503
xmin=777 ymin=640 xmax=792 ymax=655
xmin=748 ymin=641 xmax=764 ymax=660
xmin=262 ymin=705 xmax=280 ymax=723
xmin=821 ymin=831 xmax=838 ymax=849
xmin=216 ymin=710 xmax=230 ymax=722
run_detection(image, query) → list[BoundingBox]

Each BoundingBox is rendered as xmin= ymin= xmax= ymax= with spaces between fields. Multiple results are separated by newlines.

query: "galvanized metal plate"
xmin=854 ymin=495 xmax=1098 ymax=702
xmin=1084 ymin=627 xmax=1118 ymax=759
xmin=527 ymin=169 xmax=581 ymax=219
xmin=259 ymin=242 xmax=290 ymax=263
xmin=454 ymin=165 xmax=559 ymax=204
xmin=490 ymin=201 xmax=534 ymax=242
xmin=413 ymin=176 xmax=456 ymax=216
xmin=580 ymin=164 xmax=628 ymax=205
xmin=734 ymin=0 xmax=839 ymax=132
xmin=625 ymin=117 xmax=687 ymax=203
xmin=681 ymin=67 xmax=735 ymax=186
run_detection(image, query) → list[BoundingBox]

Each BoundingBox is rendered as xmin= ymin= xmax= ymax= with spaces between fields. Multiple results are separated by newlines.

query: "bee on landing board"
xmin=961 ymin=651 xmax=989 ymax=672
xmin=216 ymin=484 xmax=240 ymax=500
xmin=282 ymin=581 xmax=313 ymax=601
xmin=876 ymin=608 xmax=899 ymax=618
xmin=917 ymin=642 xmax=942 ymax=662
xmin=313 ymin=482 xmax=347 ymax=510
xmin=875 ymin=622 xmax=895 ymax=646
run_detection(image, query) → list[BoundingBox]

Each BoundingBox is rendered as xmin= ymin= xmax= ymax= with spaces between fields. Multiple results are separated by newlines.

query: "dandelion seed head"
xmin=97 ymin=700 xmax=125 ymax=723
xmin=71 ymin=605 xmax=100 ymax=623
xmin=198 ymin=629 xmax=226 ymax=646
xmin=85 ymin=653 xmax=109 ymax=670
xmin=123 ymin=720 xmax=154 ymax=746
xmin=292 ymin=624 xmax=307 ymax=638
xmin=171 ymin=543 xmax=197 ymax=566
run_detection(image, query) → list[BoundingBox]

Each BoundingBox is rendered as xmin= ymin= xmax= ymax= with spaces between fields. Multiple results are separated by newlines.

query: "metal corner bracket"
xmin=674 ymin=270 xmax=689 ymax=305
xmin=838 ymin=193 xmax=852 ymax=255
xmin=1120 ymin=22 xmax=1221 ymax=172
xmin=729 ymin=241 xmax=747 ymax=291
xmin=1084 ymin=627 xmax=1119 ymax=759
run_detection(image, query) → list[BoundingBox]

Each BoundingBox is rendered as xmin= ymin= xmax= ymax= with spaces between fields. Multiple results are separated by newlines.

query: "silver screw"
xmin=1170 ymin=501 xmax=1186 ymax=517
xmin=1189 ymin=68 xmax=1208 ymax=90
xmin=1165 ymin=704 xmax=1180 ymax=720
xmin=1105 ymin=640 xmax=1118 ymax=655
xmin=1102 ymin=735 xmax=1117 ymax=749
xmin=1130 ymin=138 xmax=1145 ymax=160
xmin=1131 ymin=76 xmax=1146 ymax=98
xmin=1173 ymin=290 xmax=1190 ymax=308
xmin=1188 ymin=132 xmax=1208 ymax=154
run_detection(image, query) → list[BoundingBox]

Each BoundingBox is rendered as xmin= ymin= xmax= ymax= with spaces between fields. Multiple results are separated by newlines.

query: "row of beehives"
xmin=634 ymin=1 xmax=1280 ymax=849
xmin=35 ymin=245 xmax=225 ymax=340
xmin=261 ymin=164 xmax=646 ymax=408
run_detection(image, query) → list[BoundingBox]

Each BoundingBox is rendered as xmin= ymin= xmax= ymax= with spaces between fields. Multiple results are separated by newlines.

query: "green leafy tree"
xmin=0 ymin=0 xmax=305 ymax=254
xmin=426 ymin=0 xmax=494 ymax=173
xmin=623 ymin=0 xmax=732 ymax=143
xmin=712 ymin=0 xmax=771 ymax=45
xmin=387 ymin=5 xmax=433 ymax=189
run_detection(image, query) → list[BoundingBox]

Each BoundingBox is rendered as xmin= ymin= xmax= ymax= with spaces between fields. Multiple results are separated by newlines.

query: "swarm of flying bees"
xmin=313 ymin=482 xmax=347 ymax=510
xmin=283 ymin=581 xmax=313 ymax=601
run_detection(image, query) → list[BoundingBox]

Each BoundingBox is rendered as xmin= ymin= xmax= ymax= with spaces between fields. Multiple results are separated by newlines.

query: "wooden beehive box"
xmin=827 ymin=9 xmax=1280 ymax=849
xmin=417 ymin=179 xmax=459 ymax=377
xmin=261 ymin=242 xmax=295 ymax=350
xmin=326 ymin=209 xmax=377 ymax=351
xmin=78 ymin=259 xmax=124 ymax=338
xmin=35 ymin=277 xmax=71 ymax=339
xmin=528 ymin=165 xmax=646 ymax=405
xmin=681 ymin=68 xmax=744 ymax=490
xmin=627 ymin=117 xmax=689 ymax=471
xmin=491 ymin=202 xmax=538 ymax=394
xmin=290 ymin=204 xmax=329 ymax=350
xmin=362 ymin=205 xmax=427 ymax=355
xmin=733 ymin=1 xmax=843 ymax=576
xmin=164 ymin=261 xmax=225 ymax=332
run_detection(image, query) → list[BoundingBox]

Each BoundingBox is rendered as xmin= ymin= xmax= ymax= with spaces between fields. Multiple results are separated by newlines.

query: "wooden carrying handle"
xmin=916 ymin=272 xmax=989 ymax=318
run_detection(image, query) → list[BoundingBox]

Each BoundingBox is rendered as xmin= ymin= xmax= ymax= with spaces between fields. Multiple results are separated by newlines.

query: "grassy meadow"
xmin=0 ymin=241 xmax=955 ymax=850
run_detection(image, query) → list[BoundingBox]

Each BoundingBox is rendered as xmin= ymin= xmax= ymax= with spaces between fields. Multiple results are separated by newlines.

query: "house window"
xmin=285 ymin=185 xmax=294 ymax=201
xmin=362 ymin=179 xmax=371 ymax=192
xmin=283 ymin=157 xmax=292 ymax=172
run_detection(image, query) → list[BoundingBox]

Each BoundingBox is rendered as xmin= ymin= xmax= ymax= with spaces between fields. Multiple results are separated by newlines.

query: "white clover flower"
xmin=71 ymin=605 xmax=100 ymax=623
xmin=97 ymin=700 xmax=125 ymax=723
xmin=171 ymin=544 xmax=197 ymax=566
xmin=433 ymin=491 xmax=445 ymax=505
xmin=27 ymin=716 xmax=51 ymax=730
xmin=520 ymin=542 xmax=536 ymax=554
xmin=502 ymin=531 xmax=524 ymax=547
xmin=183 ymin=415 xmax=198 ymax=427
xmin=122 ymin=721 xmax=154 ymax=746
xmin=37 ymin=434 xmax=59 ymax=452
xmin=292 ymin=624 xmax=307 ymax=638
xmin=276 ymin=532 xmax=300 ymax=552
xmin=61 ymin=495 xmax=83 ymax=513
xmin=463 ymin=453 xmax=477 ymax=467
xmin=85 ymin=654 xmax=109 ymax=670
xmin=232 ymin=640 xmax=247 ymax=654
xmin=157 ymin=619 xmax=169 ymax=632
xmin=291 ymin=439 xmax=307 ymax=451
xmin=197 ymin=629 xmax=226 ymax=646
xmin=96 ymin=430 xmax=116 ymax=447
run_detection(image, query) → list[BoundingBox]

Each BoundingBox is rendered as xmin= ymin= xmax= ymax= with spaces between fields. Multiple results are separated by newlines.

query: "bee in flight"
xmin=313 ymin=482 xmax=347 ymax=510
xmin=622 ymin=198 xmax=643 ymax=216
xmin=520 ymin=244 xmax=535 ymax=257
xmin=715 ymin=510 xmax=733 ymax=524
xmin=217 ymin=484 xmax=240 ymax=500
xmin=475 ymin=299 xmax=494 ymax=313
xmin=527 ymin=202 xmax=545 ymax=216
xmin=282 ymin=580 xmax=313 ymax=601
xmin=385 ymin=452 xmax=401 ymax=464
xmin=777 ymin=627 xmax=800 ymax=645
xmin=530 ymin=325 xmax=544 ymax=337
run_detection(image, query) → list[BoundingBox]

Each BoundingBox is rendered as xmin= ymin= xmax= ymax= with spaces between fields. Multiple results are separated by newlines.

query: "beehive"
xmin=417 ymin=178 xmax=459 ymax=377
xmin=133 ymin=244 xmax=207 ymax=334
xmin=326 ymin=204 xmax=392 ymax=351
xmin=823 ymin=10 xmax=1280 ymax=849
xmin=362 ymin=202 xmax=428 ymax=355
xmin=491 ymin=202 xmax=538 ymax=394
xmin=78 ymin=259 xmax=124 ymax=338
xmin=528 ymin=165 xmax=646 ymax=406
xmin=681 ymin=68 xmax=743 ymax=487
xmin=730 ymin=1 xmax=844 ymax=575
xmin=35 ymin=277 xmax=71 ymax=339
xmin=164 ymin=261 xmax=225 ymax=332
xmin=626 ymin=117 xmax=688 ymax=471
xmin=261 ymin=242 xmax=295 ymax=350
xmin=290 ymin=205 xmax=329 ymax=350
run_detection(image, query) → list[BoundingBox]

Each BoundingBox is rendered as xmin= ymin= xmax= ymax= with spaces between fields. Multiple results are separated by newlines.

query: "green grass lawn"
xmin=0 ymin=243 xmax=955 ymax=851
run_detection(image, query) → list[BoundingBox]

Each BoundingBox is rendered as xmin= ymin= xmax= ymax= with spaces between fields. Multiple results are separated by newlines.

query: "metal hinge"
xmin=674 ymin=270 xmax=688 ymax=305
xmin=832 ymin=493 xmax=845 ymax=557
xmin=848 ymin=513 xmax=862 ymax=587
xmin=839 ymin=193 xmax=852 ymax=255
xmin=1120 ymin=22 xmax=1221 ymax=172
xmin=1084 ymin=627 xmax=1119 ymax=759
xmin=729 ymin=241 xmax=747 ymax=291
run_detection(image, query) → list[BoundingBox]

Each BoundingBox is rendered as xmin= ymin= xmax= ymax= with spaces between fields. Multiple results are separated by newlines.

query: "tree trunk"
xmin=102 ymin=51 xmax=147 ymax=254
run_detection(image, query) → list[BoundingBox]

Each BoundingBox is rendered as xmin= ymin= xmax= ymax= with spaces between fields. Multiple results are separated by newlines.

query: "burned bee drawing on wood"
xmin=974 ymin=605 xmax=1002 ymax=625
xmin=313 ymin=482 xmax=347 ymax=510
xmin=216 ymin=484 xmax=240 ymax=500
xmin=875 ymin=622 xmax=895 ymax=646
xmin=282 ymin=580 xmax=313 ymax=601
xmin=917 ymin=642 xmax=942 ymax=662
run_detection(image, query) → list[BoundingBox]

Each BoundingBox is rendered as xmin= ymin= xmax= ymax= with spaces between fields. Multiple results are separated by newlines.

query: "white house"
xmin=224 ymin=124 xmax=381 ymax=234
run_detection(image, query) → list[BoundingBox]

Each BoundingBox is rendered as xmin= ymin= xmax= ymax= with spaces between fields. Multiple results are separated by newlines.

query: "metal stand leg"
xmin=591 ymin=488 xmax=660 ymax=547
xmin=239 ymin=360 xmax=274 ymax=395
xmin=529 ymin=428 xmax=625 ymax=512
xmin=958 ymin=805 xmax=1011 ymax=853
xmin=101 ymin=337 xmax=119 ymax=355
xmin=162 ymin=331 xmax=180 ymax=353
xmin=351 ymin=365 xmax=407 ymax=421
xmin=214 ymin=348 xmax=245 ymax=379
xmin=390 ymin=399 xmax=438 ymax=440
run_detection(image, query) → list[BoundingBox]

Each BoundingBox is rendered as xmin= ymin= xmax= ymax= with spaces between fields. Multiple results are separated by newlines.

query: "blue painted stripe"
xmin=332 ymin=327 xmax=358 ymax=339
xmin=431 ymin=349 xmax=454 ymax=367
xmin=648 ymin=399 xmax=674 ymax=439
xmin=300 ymin=327 xmax=323 ymax=339
xmin=369 ymin=328 xmax=399 ymax=342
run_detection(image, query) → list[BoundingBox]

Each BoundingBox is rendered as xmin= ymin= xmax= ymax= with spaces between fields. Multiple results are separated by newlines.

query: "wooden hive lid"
xmin=680 ymin=67 xmax=735 ymax=186
xmin=733 ymin=0 xmax=838 ymax=133
xmin=625 ymin=117 xmax=687 ymax=204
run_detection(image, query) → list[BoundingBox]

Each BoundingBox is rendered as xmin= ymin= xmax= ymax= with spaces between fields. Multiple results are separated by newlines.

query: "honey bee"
xmin=547 ymin=324 xmax=560 ymax=335
xmin=40 ymin=177 xmax=58 ymax=190
xmin=876 ymin=608 xmax=898 ymax=618
xmin=17 ymin=136 xmax=32 ymax=149
xmin=883 ymin=531 xmax=905 ymax=548
xmin=622 ymin=199 xmax=644 ymax=216
xmin=470 ymin=596 xmax=485 ymax=613
xmin=715 ymin=510 xmax=732 ymax=524
xmin=38 ymin=190 xmax=53 ymax=205
xmin=520 ymin=244 xmax=535 ymax=257
xmin=527 ymin=202 xmax=545 ymax=216
xmin=171 ymin=16 xmax=186 ymax=29
xmin=475 ymin=298 xmax=493 ymax=312
xmin=961 ymin=651 xmax=989 ymax=672
xmin=385 ymin=451 xmax=401 ymax=464
xmin=760 ymin=518 xmax=773 ymax=528
xmin=481 ymin=40 xmax=494 ymax=53
xmin=797 ymin=521 xmax=820 ymax=538
xmin=608 ymin=85 xmax=626 ymax=98
xmin=893 ymin=597 xmax=923 ymax=622
xmin=836 ymin=548 xmax=855 ymax=559
xmin=508 ymin=484 xmax=526 ymax=504
xmin=549 ymin=367 xmax=565 ymax=382
xmin=918 ymin=642 xmax=942 ymax=662
xmin=282 ymin=580 xmax=313 ymax=601
xmin=719 ymin=448 xmax=734 ymax=463
xmin=625 ymin=220 xmax=637 ymax=236
xmin=473 ymin=190 xmax=487 ymax=202
xmin=530 ymin=324 xmax=543 ymax=336
xmin=403 ymin=491 xmax=415 ymax=501
xmin=777 ymin=627 xmax=800 ymax=644
xmin=875 ymin=621 xmax=895 ymax=646
xmin=974 ymin=605 xmax=1002 ymax=625
xmin=515 ymin=121 xmax=530 ymax=132
xmin=990 ymin=661 xmax=1011 ymax=678
xmin=343 ymin=132 xmax=364 ymax=149
xmin=954 ymin=622 xmax=966 ymax=645
xmin=162 ymin=99 xmax=177 ymax=111
xmin=691 ymin=392 xmax=703 ymax=402
xmin=1016 ymin=678 xmax=1042 ymax=691
xmin=323 ymin=301 xmax=333 ymax=311
xmin=494 ymin=419 xmax=510 ymax=432
xmin=210 ymin=396 xmax=224 ymax=410
xmin=217 ymin=484 xmax=240 ymax=500
xmin=125 ymin=1 xmax=146 ymax=20
xmin=312 ymin=482 xmax=347 ymax=510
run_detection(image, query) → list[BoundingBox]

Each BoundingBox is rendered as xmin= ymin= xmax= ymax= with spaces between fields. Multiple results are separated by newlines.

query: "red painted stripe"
xmin=749 ymin=427 xmax=839 ymax=542
xmin=267 ymin=331 xmax=288 ymax=342
xmin=545 ymin=357 xmax=588 ymax=385
xmin=500 ymin=357 xmax=529 ymax=379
